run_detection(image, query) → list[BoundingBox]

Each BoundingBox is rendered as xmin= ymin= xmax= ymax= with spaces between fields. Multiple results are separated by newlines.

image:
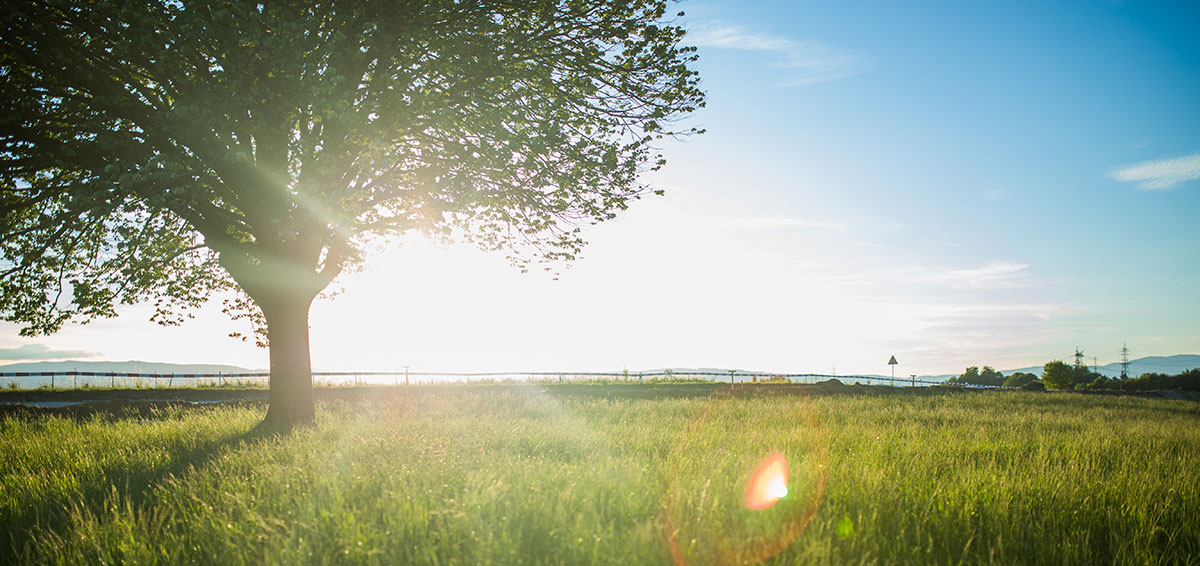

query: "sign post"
xmin=888 ymin=355 xmax=898 ymax=380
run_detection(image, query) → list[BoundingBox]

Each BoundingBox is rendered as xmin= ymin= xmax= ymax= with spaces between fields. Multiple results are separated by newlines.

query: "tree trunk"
xmin=259 ymin=291 xmax=317 ymax=431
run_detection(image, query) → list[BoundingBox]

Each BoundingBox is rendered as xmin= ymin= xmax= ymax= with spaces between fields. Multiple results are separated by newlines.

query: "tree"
xmin=955 ymin=366 xmax=981 ymax=384
xmin=979 ymin=365 xmax=1003 ymax=386
xmin=0 ymin=1 xmax=704 ymax=429
xmin=1041 ymin=360 xmax=1075 ymax=390
xmin=946 ymin=365 xmax=1006 ymax=386
xmin=1001 ymin=371 xmax=1038 ymax=388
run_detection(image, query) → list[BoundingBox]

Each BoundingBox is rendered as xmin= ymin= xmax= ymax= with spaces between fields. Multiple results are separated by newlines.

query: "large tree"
xmin=1041 ymin=360 xmax=1076 ymax=390
xmin=0 ymin=0 xmax=703 ymax=429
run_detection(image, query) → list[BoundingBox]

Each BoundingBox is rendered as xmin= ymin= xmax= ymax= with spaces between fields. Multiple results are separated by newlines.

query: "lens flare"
xmin=663 ymin=392 xmax=828 ymax=566
xmin=745 ymin=452 xmax=789 ymax=510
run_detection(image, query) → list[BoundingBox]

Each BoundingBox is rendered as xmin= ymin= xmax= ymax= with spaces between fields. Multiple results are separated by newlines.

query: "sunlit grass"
xmin=2 ymin=387 xmax=1197 ymax=564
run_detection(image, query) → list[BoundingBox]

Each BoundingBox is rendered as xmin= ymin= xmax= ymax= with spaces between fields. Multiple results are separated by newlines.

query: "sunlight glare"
xmin=745 ymin=452 xmax=789 ymax=510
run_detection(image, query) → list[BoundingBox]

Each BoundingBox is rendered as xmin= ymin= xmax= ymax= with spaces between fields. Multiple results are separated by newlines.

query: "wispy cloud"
xmin=900 ymin=301 xmax=1070 ymax=369
xmin=1127 ymin=137 xmax=1151 ymax=150
xmin=0 ymin=343 xmax=100 ymax=361
xmin=924 ymin=261 xmax=1032 ymax=289
xmin=709 ymin=215 xmax=850 ymax=233
xmin=1109 ymin=152 xmax=1200 ymax=191
xmin=689 ymin=23 xmax=869 ymax=86
xmin=922 ymin=235 xmax=966 ymax=248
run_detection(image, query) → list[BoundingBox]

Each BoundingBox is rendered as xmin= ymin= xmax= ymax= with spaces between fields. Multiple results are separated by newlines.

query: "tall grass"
xmin=1 ymin=387 xmax=1197 ymax=564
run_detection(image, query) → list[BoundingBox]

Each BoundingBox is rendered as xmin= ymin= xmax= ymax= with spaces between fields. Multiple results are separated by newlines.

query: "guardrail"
xmin=0 ymin=369 xmax=949 ymax=389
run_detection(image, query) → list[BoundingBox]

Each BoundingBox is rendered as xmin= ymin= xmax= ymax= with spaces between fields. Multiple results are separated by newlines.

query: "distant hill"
xmin=924 ymin=354 xmax=1200 ymax=381
xmin=0 ymin=360 xmax=257 ymax=374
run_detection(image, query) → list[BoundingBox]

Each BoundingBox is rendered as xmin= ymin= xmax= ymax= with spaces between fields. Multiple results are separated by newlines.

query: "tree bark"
xmin=259 ymin=291 xmax=317 ymax=431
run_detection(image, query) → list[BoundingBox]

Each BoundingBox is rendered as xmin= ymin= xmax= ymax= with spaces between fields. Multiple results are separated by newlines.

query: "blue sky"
xmin=1 ymin=1 xmax=1198 ymax=376
xmin=651 ymin=0 xmax=1200 ymax=370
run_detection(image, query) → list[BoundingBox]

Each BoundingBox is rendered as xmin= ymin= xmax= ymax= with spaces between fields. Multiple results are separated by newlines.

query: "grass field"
xmin=2 ymin=385 xmax=1198 ymax=565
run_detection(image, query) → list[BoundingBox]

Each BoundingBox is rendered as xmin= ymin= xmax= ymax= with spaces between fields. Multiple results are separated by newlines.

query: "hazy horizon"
xmin=3 ymin=353 xmax=1199 ymax=381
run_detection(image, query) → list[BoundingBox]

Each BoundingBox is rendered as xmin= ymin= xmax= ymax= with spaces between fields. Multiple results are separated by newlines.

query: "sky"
xmin=2 ymin=1 xmax=1198 ymax=376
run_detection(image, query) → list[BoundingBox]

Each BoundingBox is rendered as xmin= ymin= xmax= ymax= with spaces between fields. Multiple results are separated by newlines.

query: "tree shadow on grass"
xmin=0 ymin=403 xmax=278 ymax=563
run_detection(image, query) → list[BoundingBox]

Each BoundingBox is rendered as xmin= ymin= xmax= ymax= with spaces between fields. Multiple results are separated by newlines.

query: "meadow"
xmin=2 ymin=384 xmax=1198 ymax=565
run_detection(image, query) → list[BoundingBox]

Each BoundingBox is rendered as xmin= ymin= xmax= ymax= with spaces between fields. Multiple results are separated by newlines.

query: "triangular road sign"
xmin=888 ymin=355 xmax=898 ymax=365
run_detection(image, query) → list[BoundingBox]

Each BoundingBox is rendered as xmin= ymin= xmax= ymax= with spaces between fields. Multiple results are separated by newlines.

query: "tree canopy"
xmin=946 ymin=365 xmax=1007 ymax=387
xmin=1001 ymin=371 xmax=1038 ymax=388
xmin=1040 ymin=360 xmax=1102 ymax=390
xmin=0 ymin=0 xmax=704 ymax=428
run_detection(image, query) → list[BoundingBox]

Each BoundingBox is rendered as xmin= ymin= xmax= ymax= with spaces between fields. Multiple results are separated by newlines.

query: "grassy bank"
xmin=2 ymin=386 xmax=1198 ymax=564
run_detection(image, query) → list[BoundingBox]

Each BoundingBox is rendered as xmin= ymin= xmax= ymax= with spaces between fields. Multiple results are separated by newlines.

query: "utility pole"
xmin=1120 ymin=343 xmax=1131 ymax=379
xmin=1073 ymin=347 xmax=1085 ymax=369
xmin=404 ymin=365 xmax=410 ymax=386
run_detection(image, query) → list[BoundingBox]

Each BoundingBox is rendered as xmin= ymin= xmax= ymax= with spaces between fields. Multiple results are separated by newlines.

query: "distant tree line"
xmin=945 ymin=366 xmax=1038 ymax=387
xmin=947 ymin=362 xmax=1200 ymax=392
xmin=1052 ymin=364 xmax=1200 ymax=392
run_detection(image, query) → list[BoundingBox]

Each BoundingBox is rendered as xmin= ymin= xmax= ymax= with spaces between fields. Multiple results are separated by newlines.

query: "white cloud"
xmin=924 ymin=261 xmax=1032 ymax=289
xmin=922 ymin=236 xmax=966 ymax=248
xmin=689 ymin=23 xmax=869 ymax=85
xmin=703 ymin=215 xmax=850 ymax=233
xmin=895 ymin=301 xmax=1071 ymax=371
xmin=1127 ymin=137 xmax=1151 ymax=150
xmin=1109 ymin=152 xmax=1200 ymax=191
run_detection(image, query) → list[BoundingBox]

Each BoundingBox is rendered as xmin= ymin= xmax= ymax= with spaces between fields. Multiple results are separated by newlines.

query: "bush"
xmin=1019 ymin=380 xmax=1046 ymax=391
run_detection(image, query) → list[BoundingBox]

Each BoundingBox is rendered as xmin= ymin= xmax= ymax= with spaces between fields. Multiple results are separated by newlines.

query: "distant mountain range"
xmin=923 ymin=354 xmax=1200 ymax=381
xmin=0 ymin=360 xmax=257 ymax=374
